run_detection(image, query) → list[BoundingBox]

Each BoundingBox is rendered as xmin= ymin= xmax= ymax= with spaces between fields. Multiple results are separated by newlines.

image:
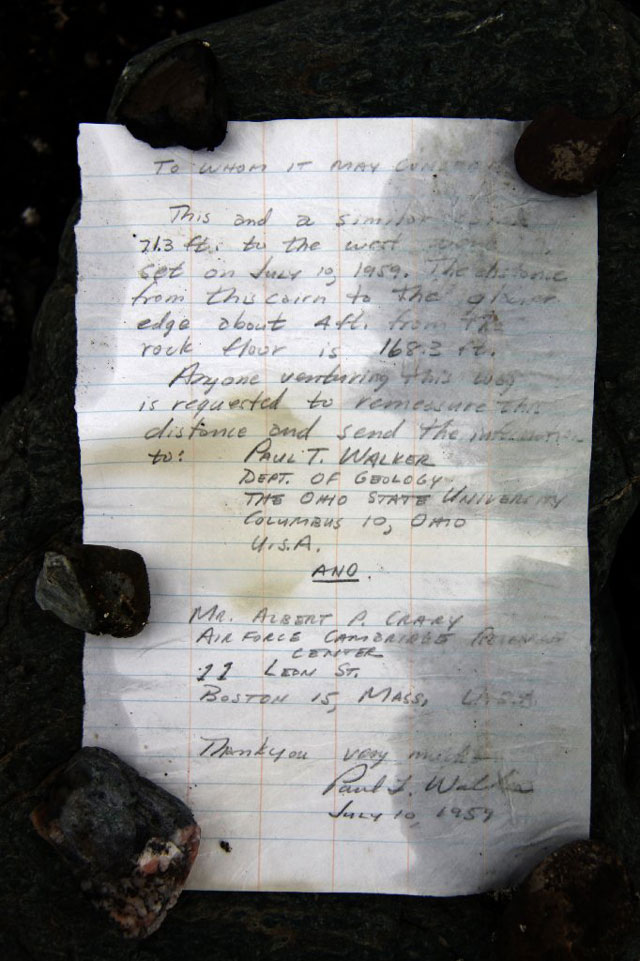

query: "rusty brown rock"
xmin=514 ymin=105 xmax=631 ymax=196
xmin=114 ymin=39 xmax=228 ymax=151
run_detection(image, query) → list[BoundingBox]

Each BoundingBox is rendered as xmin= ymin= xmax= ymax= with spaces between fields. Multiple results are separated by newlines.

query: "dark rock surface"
xmin=496 ymin=839 xmax=639 ymax=960
xmin=35 ymin=544 xmax=150 ymax=637
xmin=31 ymin=747 xmax=200 ymax=938
xmin=2 ymin=0 xmax=640 ymax=958
xmin=0 ymin=0 xmax=277 ymax=407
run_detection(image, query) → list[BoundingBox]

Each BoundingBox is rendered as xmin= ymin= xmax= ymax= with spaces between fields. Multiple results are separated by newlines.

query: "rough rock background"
xmin=2 ymin=0 xmax=640 ymax=957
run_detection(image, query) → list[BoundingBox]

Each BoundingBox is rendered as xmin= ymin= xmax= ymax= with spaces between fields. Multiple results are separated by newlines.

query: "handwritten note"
xmin=77 ymin=119 xmax=596 ymax=896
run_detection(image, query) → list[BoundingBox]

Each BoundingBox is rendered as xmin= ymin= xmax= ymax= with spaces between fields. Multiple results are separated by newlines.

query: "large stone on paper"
xmin=2 ymin=0 xmax=640 ymax=958
xmin=30 ymin=748 xmax=201 ymax=938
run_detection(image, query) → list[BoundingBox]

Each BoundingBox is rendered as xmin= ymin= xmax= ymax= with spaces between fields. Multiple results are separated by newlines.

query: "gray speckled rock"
xmin=2 ymin=1 xmax=640 ymax=959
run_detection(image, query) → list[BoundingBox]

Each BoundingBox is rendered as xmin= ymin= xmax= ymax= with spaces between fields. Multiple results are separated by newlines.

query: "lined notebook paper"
xmin=77 ymin=119 xmax=596 ymax=896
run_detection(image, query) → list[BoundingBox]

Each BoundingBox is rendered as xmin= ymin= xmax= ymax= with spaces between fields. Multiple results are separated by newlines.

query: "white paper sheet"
xmin=77 ymin=118 xmax=596 ymax=896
